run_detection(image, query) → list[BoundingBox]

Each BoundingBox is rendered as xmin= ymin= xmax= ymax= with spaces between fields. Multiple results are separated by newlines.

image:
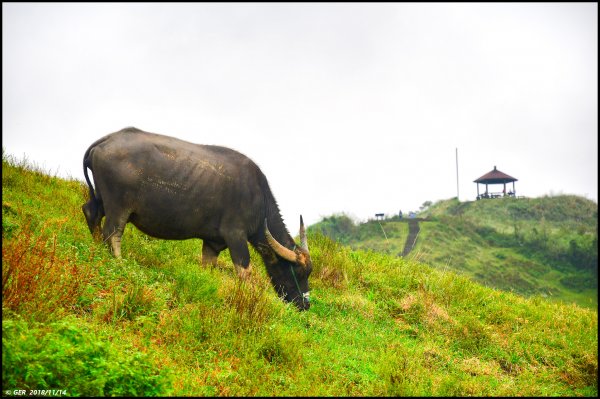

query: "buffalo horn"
xmin=299 ymin=215 xmax=308 ymax=251
xmin=265 ymin=219 xmax=297 ymax=263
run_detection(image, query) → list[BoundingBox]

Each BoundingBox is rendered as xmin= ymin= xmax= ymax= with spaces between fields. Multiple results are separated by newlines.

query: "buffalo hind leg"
xmin=201 ymin=240 xmax=227 ymax=267
xmin=223 ymin=234 xmax=252 ymax=280
xmin=102 ymin=212 xmax=130 ymax=258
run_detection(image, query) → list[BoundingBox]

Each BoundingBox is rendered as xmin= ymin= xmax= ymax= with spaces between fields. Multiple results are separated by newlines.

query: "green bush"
xmin=2 ymin=316 xmax=172 ymax=396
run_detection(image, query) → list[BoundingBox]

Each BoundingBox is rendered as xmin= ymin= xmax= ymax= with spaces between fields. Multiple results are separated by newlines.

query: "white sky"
xmin=3 ymin=3 xmax=598 ymax=233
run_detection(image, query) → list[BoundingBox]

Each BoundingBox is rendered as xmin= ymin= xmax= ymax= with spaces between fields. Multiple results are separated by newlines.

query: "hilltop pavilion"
xmin=474 ymin=166 xmax=518 ymax=200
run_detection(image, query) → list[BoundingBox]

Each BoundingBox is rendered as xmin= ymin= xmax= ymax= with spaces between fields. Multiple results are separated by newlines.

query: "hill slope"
xmin=2 ymin=154 xmax=598 ymax=396
xmin=309 ymin=197 xmax=598 ymax=309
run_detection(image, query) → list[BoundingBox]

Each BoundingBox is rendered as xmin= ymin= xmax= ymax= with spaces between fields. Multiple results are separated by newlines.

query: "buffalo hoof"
xmin=235 ymin=265 xmax=252 ymax=280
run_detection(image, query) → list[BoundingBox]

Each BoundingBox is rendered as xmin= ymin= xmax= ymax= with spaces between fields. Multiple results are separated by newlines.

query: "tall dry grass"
xmin=2 ymin=221 xmax=94 ymax=321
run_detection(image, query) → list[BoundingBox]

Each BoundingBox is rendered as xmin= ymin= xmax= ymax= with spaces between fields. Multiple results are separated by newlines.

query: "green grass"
xmin=2 ymin=152 xmax=598 ymax=396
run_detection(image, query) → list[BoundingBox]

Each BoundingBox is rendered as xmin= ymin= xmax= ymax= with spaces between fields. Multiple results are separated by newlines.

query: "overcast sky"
xmin=3 ymin=3 xmax=598 ymax=233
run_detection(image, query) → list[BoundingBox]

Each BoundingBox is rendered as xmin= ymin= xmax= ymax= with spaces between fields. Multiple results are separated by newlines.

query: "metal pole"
xmin=456 ymin=148 xmax=459 ymax=199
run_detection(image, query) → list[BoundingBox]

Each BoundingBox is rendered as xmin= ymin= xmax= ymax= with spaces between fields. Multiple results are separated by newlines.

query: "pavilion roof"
xmin=474 ymin=166 xmax=518 ymax=184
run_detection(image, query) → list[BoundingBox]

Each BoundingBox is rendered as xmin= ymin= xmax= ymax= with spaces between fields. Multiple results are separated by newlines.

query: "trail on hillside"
xmin=401 ymin=219 xmax=420 ymax=257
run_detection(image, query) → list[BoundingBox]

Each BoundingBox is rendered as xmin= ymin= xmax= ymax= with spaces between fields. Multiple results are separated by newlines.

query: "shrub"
xmin=2 ymin=316 xmax=172 ymax=396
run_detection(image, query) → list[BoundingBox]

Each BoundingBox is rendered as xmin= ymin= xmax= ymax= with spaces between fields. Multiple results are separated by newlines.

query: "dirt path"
xmin=401 ymin=219 xmax=420 ymax=256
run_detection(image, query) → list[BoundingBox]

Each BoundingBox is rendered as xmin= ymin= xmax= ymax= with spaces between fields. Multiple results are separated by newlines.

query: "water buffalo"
xmin=82 ymin=127 xmax=312 ymax=310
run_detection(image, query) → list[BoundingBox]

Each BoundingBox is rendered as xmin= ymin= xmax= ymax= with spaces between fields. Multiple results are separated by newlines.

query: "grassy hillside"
xmin=2 ymin=153 xmax=598 ymax=396
xmin=310 ymin=196 xmax=598 ymax=309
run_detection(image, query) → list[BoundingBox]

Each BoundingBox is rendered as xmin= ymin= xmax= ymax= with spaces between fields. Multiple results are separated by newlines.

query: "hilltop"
xmin=309 ymin=196 xmax=598 ymax=309
xmin=2 ymin=153 xmax=598 ymax=396
xmin=310 ymin=196 xmax=598 ymax=309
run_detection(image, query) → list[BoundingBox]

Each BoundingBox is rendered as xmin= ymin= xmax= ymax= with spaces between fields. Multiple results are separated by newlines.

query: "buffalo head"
xmin=264 ymin=215 xmax=312 ymax=311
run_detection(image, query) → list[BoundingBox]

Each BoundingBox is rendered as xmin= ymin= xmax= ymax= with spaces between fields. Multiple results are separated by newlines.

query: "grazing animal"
xmin=82 ymin=127 xmax=312 ymax=310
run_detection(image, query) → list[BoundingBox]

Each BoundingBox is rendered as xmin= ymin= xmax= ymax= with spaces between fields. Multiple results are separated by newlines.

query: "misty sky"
xmin=3 ymin=3 xmax=598 ymax=233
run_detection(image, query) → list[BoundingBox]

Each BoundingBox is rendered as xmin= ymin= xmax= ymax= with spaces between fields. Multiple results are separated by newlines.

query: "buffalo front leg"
xmin=235 ymin=264 xmax=252 ymax=280
xmin=223 ymin=234 xmax=252 ymax=280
